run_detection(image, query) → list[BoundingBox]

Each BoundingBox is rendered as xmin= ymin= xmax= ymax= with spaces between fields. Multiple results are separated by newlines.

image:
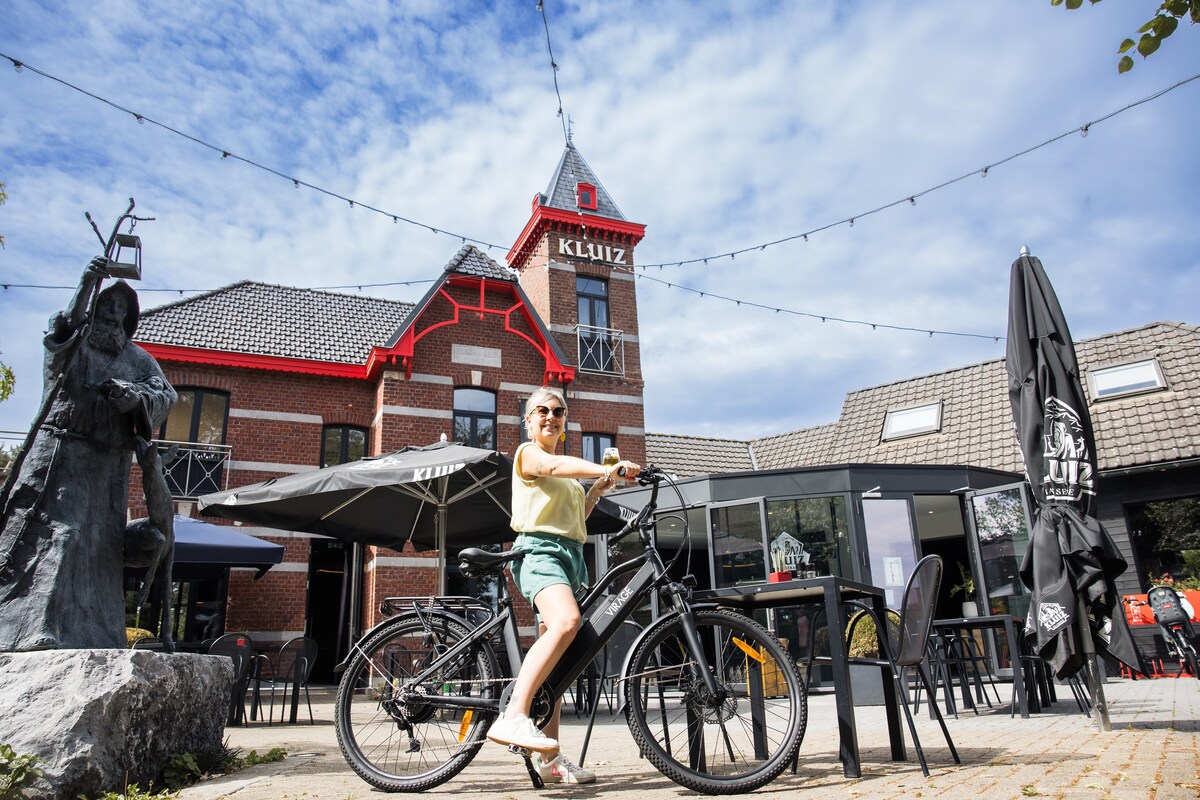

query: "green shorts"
xmin=512 ymin=533 xmax=588 ymax=609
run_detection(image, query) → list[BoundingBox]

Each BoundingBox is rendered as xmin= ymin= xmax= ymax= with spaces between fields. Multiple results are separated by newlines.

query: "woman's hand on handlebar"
xmin=599 ymin=460 xmax=641 ymax=491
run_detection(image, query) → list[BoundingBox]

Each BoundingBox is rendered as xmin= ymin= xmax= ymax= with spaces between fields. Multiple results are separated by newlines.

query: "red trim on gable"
xmin=139 ymin=342 xmax=369 ymax=379
xmin=140 ymin=275 xmax=574 ymax=386
xmin=508 ymin=206 xmax=645 ymax=270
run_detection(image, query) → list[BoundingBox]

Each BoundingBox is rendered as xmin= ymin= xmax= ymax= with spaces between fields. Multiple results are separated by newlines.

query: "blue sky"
xmin=2 ymin=1 xmax=1198 ymax=444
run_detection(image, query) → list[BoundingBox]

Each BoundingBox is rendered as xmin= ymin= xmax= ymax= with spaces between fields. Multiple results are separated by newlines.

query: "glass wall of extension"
xmin=608 ymin=463 xmax=1029 ymax=629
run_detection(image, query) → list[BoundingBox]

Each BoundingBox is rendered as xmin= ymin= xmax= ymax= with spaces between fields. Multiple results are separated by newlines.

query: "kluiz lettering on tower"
xmin=1041 ymin=397 xmax=1094 ymax=502
xmin=559 ymin=238 xmax=626 ymax=265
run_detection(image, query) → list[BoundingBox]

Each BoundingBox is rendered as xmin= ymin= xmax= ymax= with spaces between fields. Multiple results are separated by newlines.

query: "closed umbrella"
xmin=197 ymin=440 xmax=631 ymax=592
xmin=1006 ymin=249 xmax=1141 ymax=730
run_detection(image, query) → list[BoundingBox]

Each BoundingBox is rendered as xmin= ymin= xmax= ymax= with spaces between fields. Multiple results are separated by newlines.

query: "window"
xmin=582 ymin=433 xmax=615 ymax=464
xmin=158 ymin=388 xmax=230 ymax=497
xmin=453 ymin=388 xmax=496 ymax=449
xmin=765 ymin=496 xmax=850 ymax=579
xmin=1088 ymin=359 xmax=1167 ymax=400
xmin=577 ymin=276 xmax=614 ymax=372
xmin=162 ymin=388 xmax=229 ymax=446
xmin=322 ymin=425 xmax=367 ymax=467
xmin=881 ymin=401 xmax=943 ymax=441
xmin=576 ymin=182 xmax=597 ymax=211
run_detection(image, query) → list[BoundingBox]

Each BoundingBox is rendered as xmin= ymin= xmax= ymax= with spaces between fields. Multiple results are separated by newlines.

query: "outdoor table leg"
xmin=825 ymin=582 xmax=864 ymax=778
xmin=1006 ymin=617 xmax=1030 ymax=719
xmin=870 ymin=591 xmax=905 ymax=762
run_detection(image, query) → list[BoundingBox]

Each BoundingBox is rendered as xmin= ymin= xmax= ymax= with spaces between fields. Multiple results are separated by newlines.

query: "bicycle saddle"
xmin=458 ymin=547 xmax=524 ymax=576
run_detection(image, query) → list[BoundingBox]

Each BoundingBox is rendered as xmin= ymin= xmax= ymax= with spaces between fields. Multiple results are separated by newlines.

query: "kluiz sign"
xmin=1042 ymin=396 xmax=1095 ymax=502
xmin=558 ymin=237 xmax=627 ymax=265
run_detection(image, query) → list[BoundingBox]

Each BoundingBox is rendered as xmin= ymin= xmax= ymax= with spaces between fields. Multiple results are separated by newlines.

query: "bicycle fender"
xmin=333 ymin=607 xmax=477 ymax=674
xmin=613 ymin=605 xmax=719 ymax=712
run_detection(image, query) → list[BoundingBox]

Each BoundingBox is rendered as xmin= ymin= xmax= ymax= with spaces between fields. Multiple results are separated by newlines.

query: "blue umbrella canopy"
xmin=172 ymin=514 xmax=284 ymax=579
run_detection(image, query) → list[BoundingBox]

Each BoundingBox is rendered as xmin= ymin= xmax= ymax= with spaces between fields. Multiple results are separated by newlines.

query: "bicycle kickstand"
xmin=508 ymin=745 xmax=546 ymax=789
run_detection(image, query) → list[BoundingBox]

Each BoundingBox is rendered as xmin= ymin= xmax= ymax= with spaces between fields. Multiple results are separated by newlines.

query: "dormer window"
xmin=881 ymin=401 xmax=943 ymax=442
xmin=1088 ymin=358 xmax=1167 ymax=400
xmin=576 ymin=182 xmax=597 ymax=211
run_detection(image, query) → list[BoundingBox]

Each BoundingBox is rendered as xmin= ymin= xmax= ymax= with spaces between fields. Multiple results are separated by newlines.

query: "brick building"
xmin=133 ymin=142 xmax=647 ymax=678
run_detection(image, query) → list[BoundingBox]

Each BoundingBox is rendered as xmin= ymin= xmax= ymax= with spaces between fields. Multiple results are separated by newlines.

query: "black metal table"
xmin=932 ymin=614 xmax=1029 ymax=718
xmin=695 ymin=576 xmax=906 ymax=779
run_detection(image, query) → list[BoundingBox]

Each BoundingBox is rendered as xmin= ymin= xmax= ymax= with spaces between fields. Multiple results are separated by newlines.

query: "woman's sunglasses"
xmin=533 ymin=405 xmax=567 ymax=418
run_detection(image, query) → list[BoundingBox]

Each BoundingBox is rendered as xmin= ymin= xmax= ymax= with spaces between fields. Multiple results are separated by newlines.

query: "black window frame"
xmin=581 ymin=432 xmax=615 ymax=464
xmin=453 ymin=388 xmax=497 ymax=450
xmin=321 ymin=424 xmax=368 ymax=468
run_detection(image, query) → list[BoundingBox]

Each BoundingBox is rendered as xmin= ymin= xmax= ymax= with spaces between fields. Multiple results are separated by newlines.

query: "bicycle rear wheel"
xmin=625 ymin=608 xmax=806 ymax=795
xmin=335 ymin=614 xmax=499 ymax=792
xmin=1175 ymin=629 xmax=1200 ymax=678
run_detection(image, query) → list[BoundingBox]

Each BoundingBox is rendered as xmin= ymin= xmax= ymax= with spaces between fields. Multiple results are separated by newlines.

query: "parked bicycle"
xmin=1144 ymin=585 xmax=1199 ymax=678
xmin=333 ymin=466 xmax=807 ymax=794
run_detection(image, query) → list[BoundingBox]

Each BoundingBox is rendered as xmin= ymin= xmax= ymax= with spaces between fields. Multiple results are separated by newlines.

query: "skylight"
xmin=1088 ymin=359 xmax=1167 ymax=400
xmin=881 ymin=401 xmax=943 ymax=442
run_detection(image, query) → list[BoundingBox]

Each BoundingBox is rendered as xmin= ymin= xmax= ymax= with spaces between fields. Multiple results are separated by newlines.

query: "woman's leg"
xmin=505 ymin=583 xmax=581 ymax=720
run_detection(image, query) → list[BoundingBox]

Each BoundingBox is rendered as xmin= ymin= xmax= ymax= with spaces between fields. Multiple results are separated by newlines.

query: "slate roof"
xmin=135 ymin=245 xmax=514 ymax=364
xmin=647 ymin=321 xmax=1200 ymax=478
xmin=136 ymin=282 xmax=415 ymax=364
xmin=539 ymin=142 xmax=626 ymax=221
xmin=443 ymin=243 xmax=518 ymax=281
xmin=645 ymin=434 xmax=755 ymax=478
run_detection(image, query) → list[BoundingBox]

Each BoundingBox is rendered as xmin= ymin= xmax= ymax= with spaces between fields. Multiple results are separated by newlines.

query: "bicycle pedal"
xmin=506 ymin=744 xmax=532 ymax=757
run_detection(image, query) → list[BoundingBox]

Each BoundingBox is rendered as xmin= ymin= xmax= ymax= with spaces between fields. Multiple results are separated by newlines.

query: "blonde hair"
xmin=524 ymin=387 xmax=567 ymax=417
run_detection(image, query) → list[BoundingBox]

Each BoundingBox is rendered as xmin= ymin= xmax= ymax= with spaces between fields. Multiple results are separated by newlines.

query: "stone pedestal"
xmin=0 ymin=649 xmax=233 ymax=800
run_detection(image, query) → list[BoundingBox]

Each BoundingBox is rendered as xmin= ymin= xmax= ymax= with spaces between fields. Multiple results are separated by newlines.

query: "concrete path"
xmin=180 ymin=676 xmax=1199 ymax=800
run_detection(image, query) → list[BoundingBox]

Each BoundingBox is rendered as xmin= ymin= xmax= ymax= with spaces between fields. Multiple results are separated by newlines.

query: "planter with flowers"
xmin=950 ymin=563 xmax=978 ymax=617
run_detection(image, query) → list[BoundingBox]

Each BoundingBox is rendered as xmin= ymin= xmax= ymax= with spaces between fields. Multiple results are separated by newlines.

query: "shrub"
xmin=846 ymin=609 xmax=901 ymax=659
xmin=126 ymin=628 xmax=154 ymax=648
xmin=0 ymin=744 xmax=42 ymax=800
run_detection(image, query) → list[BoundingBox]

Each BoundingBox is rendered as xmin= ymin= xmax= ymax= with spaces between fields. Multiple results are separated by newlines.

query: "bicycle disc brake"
xmin=684 ymin=676 xmax=737 ymax=724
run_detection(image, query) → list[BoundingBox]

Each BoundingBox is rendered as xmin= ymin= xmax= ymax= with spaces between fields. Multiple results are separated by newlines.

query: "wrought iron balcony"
xmin=154 ymin=439 xmax=232 ymax=499
xmin=575 ymin=324 xmax=625 ymax=376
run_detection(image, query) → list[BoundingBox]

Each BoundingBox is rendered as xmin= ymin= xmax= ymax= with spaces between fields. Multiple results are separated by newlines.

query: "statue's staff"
xmin=0 ymin=198 xmax=153 ymax=575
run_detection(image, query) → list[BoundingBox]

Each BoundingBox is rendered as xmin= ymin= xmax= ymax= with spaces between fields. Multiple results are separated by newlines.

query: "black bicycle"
xmin=333 ymin=466 xmax=807 ymax=794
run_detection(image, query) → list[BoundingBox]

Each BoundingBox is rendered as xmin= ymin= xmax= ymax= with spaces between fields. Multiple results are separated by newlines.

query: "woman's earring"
xmin=559 ymin=431 xmax=566 ymax=443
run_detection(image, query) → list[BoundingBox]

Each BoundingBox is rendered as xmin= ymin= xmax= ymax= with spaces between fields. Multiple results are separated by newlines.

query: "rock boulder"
xmin=0 ymin=649 xmax=232 ymax=799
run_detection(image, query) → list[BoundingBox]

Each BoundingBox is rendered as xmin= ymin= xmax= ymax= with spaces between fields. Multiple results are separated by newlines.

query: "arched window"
xmin=322 ymin=425 xmax=367 ymax=467
xmin=453 ymin=388 xmax=496 ymax=450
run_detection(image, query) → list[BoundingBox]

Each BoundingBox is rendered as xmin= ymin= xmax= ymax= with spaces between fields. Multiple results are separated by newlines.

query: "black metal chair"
xmin=131 ymin=636 xmax=163 ymax=650
xmin=840 ymin=555 xmax=960 ymax=777
xmin=264 ymin=636 xmax=318 ymax=725
xmin=207 ymin=632 xmax=255 ymax=725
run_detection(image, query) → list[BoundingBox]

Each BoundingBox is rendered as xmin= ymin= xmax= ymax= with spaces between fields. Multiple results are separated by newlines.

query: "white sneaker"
xmin=486 ymin=713 xmax=560 ymax=754
xmin=538 ymin=754 xmax=596 ymax=784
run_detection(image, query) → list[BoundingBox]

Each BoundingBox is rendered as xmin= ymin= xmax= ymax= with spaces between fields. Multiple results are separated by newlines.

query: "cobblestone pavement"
xmin=181 ymin=676 xmax=1199 ymax=800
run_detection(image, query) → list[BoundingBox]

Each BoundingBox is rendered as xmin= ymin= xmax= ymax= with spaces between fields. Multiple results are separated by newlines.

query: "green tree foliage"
xmin=1051 ymin=0 xmax=1200 ymax=72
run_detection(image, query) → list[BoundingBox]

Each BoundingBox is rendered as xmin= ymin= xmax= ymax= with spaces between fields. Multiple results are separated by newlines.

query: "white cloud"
xmin=1 ymin=0 xmax=1197 ymax=447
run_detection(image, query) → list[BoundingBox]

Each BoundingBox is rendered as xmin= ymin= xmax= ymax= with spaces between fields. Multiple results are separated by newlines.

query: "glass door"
xmin=966 ymin=482 xmax=1035 ymax=678
xmin=967 ymin=483 xmax=1034 ymax=619
xmin=861 ymin=498 xmax=918 ymax=609
xmin=708 ymin=499 xmax=768 ymax=589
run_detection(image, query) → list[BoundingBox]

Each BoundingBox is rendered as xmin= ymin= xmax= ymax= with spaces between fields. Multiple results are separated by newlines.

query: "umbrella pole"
xmin=436 ymin=502 xmax=447 ymax=595
xmin=1077 ymin=596 xmax=1111 ymax=732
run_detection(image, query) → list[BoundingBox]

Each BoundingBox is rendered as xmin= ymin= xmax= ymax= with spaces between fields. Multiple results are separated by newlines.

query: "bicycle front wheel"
xmin=625 ymin=608 xmax=806 ymax=795
xmin=335 ymin=614 xmax=500 ymax=792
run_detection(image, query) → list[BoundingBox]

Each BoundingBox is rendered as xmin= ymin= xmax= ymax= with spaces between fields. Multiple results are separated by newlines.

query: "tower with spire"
xmin=508 ymin=141 xmax=647 ymax=464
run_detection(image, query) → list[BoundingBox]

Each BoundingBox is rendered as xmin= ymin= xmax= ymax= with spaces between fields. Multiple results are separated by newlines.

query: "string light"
xmin=637 ymin=272 xmax=1002 ymax=341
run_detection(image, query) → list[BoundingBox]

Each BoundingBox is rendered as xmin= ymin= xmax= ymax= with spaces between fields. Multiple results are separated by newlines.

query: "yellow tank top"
xmin=510 ymin=442 xmax=588 ymax=544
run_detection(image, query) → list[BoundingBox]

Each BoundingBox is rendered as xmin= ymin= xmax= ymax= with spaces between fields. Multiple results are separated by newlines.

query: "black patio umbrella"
xmin=1006 ymin=249 xmax=1141 ymax=729
xmin=197 ymin=441 xmax=632 ymax=591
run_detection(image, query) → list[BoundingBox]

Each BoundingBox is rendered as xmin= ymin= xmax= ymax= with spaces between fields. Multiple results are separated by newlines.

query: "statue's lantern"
xmin=105 ymin=232 xmax=142 ymax=280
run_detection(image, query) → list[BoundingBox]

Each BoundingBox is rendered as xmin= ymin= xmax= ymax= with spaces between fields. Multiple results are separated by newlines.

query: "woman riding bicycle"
xmin=485 ymin=387 xmax=640 ymax=784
